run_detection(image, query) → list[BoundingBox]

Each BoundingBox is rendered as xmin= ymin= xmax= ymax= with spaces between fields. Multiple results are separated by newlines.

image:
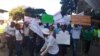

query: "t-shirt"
xmin=24 ymin=27 xmax=29 ymax=36
xmin=82 ymin=29 xmax=94 ymax=41
xmin=93 ymin=29 xmax=98 ymax=37
xmin=98 ymin=29 xmax=100 ymax=38
xmin=5 ymin=26 xmax=15 ymax=37
xmin=56 ymin=30 xmax=70 ymax=45
xmin=71 ymin=27 xmax=81 ymax=39
xmin=15 ymin=30 xmax=23 ymax=41
xmin=45 ymin=35 xmax=59 ymax=54
xmin=54 ymin=28 xmax=61 ymax=34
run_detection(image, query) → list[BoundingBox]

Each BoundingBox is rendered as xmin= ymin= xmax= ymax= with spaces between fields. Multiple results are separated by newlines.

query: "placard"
xmin=41 ymin=14 xmax=54 ymax=24
xmin=56 ymin=31 xmax=70 ymax=45
xmin=71 ymin=15 xmax=91 ymax=25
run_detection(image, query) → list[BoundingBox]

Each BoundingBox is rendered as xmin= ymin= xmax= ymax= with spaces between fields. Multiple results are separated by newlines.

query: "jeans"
xmin=6 ymin=36 xmax=15 ymax=56
xmin=83 ymin=40 xmax=91 ymax=54
xmin=58 ymin=45 xmax=67 ymax=56
xmin=28 ymin=38 xmax=36 ymax=56
xmin=16 ymin=41 xmax=22 ymax=56
xmin=47 ymin=53 xmax=58 ymax=56
xmin=72 ymin=39 xmax=80 ymax=56
xmin=23 ymin=36 xmax=30 ymax=49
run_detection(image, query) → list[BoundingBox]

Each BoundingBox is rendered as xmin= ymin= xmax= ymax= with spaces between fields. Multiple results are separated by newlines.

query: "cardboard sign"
xmin=56 ymin=31 xmax=70 ymax=45
xmin=71 ymin=15 xmax=91 ymax=25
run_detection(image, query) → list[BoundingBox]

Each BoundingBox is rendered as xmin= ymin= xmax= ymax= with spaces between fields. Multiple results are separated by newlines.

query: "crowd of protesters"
xmin=3 ymin=21 xmax=100 ymax=56
xmin=0 ymin=8 xmax=100 ymax=56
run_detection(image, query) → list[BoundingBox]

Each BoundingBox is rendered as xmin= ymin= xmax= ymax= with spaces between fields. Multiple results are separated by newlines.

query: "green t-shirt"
xmin=98 ymin=29 xmax=100 ymax=38
xmin=93 ymin=29 xmax=98 ymax=37
xmin=82 ymin=29 xmax=94 ymax=41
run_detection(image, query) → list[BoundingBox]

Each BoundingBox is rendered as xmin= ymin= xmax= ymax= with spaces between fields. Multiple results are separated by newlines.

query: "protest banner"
xmin=56 ymin=31 xmax=70 ymax=45
xmin=71 ymin=15 xmax=91 ymax=25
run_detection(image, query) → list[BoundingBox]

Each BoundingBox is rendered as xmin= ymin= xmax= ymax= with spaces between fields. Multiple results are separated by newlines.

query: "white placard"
xmin=56 ymin=31 xmax=70 ymax=45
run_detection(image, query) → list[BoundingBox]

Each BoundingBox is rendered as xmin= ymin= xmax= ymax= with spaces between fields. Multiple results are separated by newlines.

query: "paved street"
xmin=0 ymin=44 xmax=100 ymax=56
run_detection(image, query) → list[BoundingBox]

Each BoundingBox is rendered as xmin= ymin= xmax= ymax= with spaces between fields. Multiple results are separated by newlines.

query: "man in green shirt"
xmin=82 ymin=26 xmax=94 ymax=54
xmin=93 ymin=27 xmax=98 ymax=46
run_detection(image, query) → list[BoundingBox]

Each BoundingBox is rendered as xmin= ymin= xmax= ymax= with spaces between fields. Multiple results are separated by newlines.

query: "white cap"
xmin=42 ymin=28 xmax=50 ymax=35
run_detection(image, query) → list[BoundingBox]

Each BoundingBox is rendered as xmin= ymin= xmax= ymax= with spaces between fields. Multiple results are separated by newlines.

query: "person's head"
xmin=15 ymin=23 xmax=21 ymax=30
xmin=49 ymin=25 xmax=54 ymax=31
xmin=42 ymin=28 xmax=50 ymax=37
xmin=39 ymin=22 xmax=43 ymax=26
xmin=10 ymin=22 xmax=15 ymax=27
xmin=61 ymin=24 xmax=66 ymax=31
xmin=57 ymin=23 xmax=60 ymax=28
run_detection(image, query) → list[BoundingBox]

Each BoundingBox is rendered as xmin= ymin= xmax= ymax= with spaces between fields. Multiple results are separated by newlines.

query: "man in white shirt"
xmin=23 ymin=22 xmax=30 ymax=49
xmin=15 ymin=23 xmax=23 ymax=56
xmin=57 ymin=24 xmax=70 ymax=56
xmin=71 ymin=24 xmax=82 ymax=56
xmin=40 ymin=28 xmax=59 ymax=56
xmin=5 ymin=22 xmax=16 ymax=56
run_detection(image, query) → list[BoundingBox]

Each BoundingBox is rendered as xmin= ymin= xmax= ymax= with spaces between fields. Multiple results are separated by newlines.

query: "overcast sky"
xmin=0 ymin=0 xmax=61 ymax=15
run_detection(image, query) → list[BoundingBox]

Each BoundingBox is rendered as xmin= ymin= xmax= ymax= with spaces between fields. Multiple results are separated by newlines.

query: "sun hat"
xmin=42 ymin=28 xmax=50 ymax=35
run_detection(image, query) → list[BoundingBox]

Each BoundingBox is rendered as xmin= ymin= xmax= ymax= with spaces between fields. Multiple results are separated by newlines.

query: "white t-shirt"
xmin=45 ymin=35 xmax=59 ymax=54
xmin=5 ymin=26 xmax=15 ymax=37
xmin=15 ymin=30 xmax=23 ymax=41
xmin=71 ymin=27 xmax=82 ymax=39
xmin=56 ymin=31 xmax=70 ymax=45
xmin=24 ymin=27 xmax=29 ymax=36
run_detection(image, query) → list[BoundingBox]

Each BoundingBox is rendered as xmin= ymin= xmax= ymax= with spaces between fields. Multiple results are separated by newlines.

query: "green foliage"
xmin=9 ymin=6 xmax=24 ymax=16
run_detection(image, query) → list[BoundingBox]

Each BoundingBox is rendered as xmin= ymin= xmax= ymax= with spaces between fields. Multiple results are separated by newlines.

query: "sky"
xmin=0 ymin=0 xmax=61 ymax=15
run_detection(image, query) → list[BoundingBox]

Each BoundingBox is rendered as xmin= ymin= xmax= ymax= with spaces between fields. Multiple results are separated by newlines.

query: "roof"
xmin=0 ymin=9 xmax=8 ymax=13
xmin=85 ymin=0 xmax=100 ymax=10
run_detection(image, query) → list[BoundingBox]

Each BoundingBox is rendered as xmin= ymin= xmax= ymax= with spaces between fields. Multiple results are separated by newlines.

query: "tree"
xmin=24 ymin=7 xmax=46 ymax=18
xmin=60 ymin=0 xmax=79 ymax=16
xmin=9 ymin=6 xmax=24 ymax=20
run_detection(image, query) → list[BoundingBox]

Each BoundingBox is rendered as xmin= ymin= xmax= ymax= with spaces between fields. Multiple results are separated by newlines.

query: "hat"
xmin=42 ymin=28 xmax=50 ymax=35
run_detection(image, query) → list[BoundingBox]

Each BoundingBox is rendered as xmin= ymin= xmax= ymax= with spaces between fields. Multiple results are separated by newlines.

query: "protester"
xmin=97 ymin=27 xmax=100 ymax=45
xmin=71 ymin=24 xmax=82 ymax=56
xmin=54 ymin=23 xmax=61 ymax=34
xmin=15 ymin=23 xmax=23 ymax=56
xmin=93 ymin=26 xmax=98 ymax=46
xmin=58 ymin=24 xmax=70 ymax=56
xmin=23 ymin=22 xmax=30 ymax=49
xmin=49 ymin=25 xmax=54 ymax=34
xmin=39 ymin=22 xmax=44 ymax=30
xmin=44 ymin=23 xmax=49 ymax=28
xmin=28 ymin=29 xmax=36 ymax=56
xmin=5 ymin=22 xmax=16 ymax=56
xmin=40 ymin=28 xmax=59 ymax=56
xmin=82 ymin=26 xmax=94 ymax=54
xmin=35 ymin=34 xmax=44 ymax=56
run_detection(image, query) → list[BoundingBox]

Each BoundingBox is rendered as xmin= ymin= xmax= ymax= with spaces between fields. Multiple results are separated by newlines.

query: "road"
xmin=0 ymin=44 xmax=100 ymax=56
